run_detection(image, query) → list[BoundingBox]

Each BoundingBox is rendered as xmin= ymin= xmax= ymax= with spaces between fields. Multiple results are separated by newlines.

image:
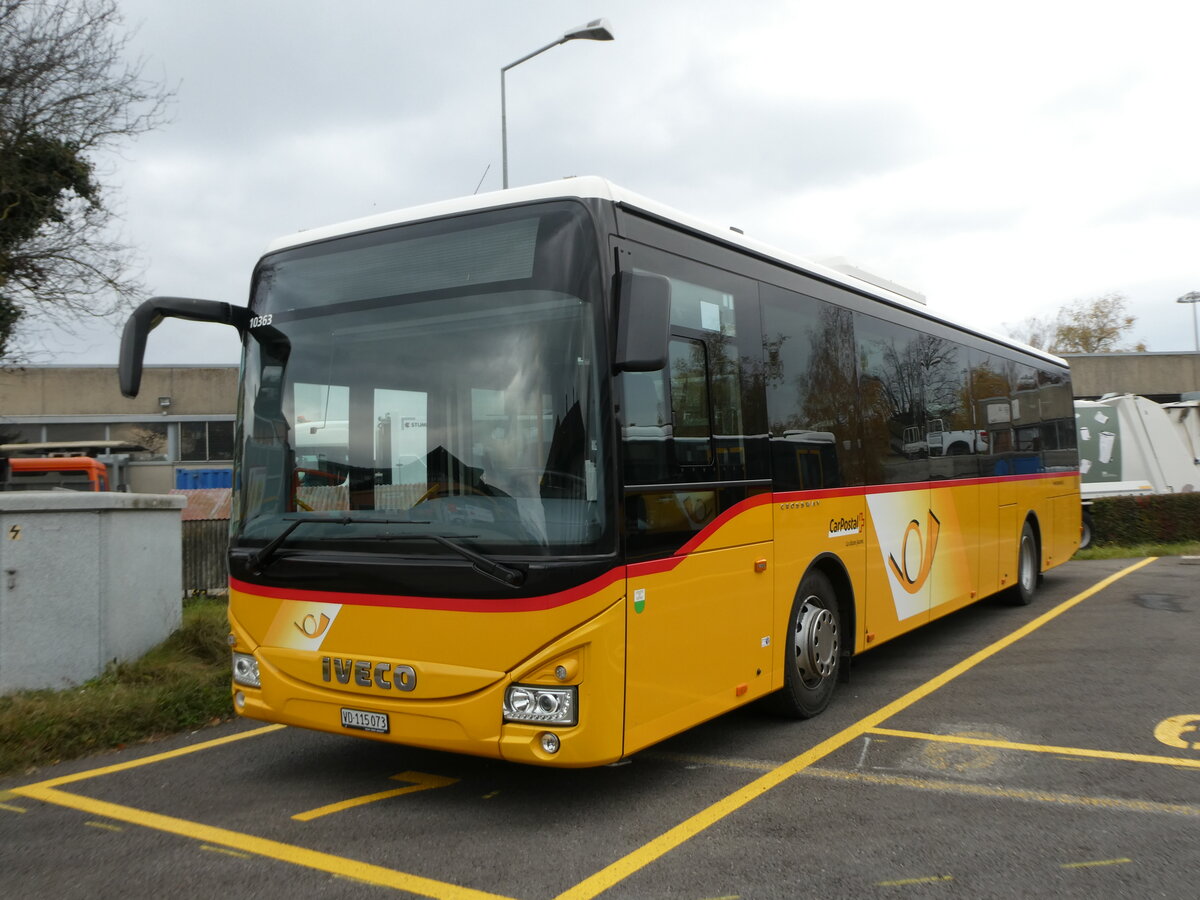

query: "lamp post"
xmin=501 ymin=18 xmax=614 ymax=189
xmin=1178 ymin=291 xmax=1200 ymax=353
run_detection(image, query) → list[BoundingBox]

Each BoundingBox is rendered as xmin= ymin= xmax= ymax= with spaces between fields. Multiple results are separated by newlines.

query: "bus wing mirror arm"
xmin=613 ymin=272 xmax=671 ymax=373
xmin=119 ymin=297 xmax=251 ymax=397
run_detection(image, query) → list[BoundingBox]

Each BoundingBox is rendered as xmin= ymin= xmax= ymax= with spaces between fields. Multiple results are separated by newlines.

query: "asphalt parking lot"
xmin=2 ymin=557 xmax=1197 ymax=899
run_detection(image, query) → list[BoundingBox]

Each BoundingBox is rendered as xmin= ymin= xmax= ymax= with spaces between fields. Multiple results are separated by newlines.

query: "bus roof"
xmin=262 ymin=176 xmax=1065 ymax=368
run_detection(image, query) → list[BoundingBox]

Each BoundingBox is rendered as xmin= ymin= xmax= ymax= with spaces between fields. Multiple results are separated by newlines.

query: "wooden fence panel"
xmin=182 ymin=520 xmax=229 ymax=593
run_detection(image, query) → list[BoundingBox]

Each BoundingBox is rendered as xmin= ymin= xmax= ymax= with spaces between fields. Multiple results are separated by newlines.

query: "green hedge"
xmin=1089 ymin=493 xmax=1200 ymax=546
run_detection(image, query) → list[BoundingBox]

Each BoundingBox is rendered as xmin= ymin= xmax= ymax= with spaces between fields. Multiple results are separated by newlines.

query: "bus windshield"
xmin=232 ymin=201 xmax=611 ymax=559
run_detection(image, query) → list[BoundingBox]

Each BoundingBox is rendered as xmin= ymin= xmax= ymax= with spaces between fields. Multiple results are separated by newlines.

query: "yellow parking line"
xmin=10 ymin=724 xmax=502 ymax=899
xmin=806 ymin=767 xmax=1200 ymax=817
xmin=14 ymin=724 xmax=286 ymax=791
xmin=1061 ymin=858 xmax=1131 ymax=869
xmin=876 ymin=875 xmax=954 ymax=886
xmin=15 ymin=784 xmax=515 ymax=900
xmin=202 ymin=844 xmax=252 ymax=859
xmin=645 ymin=751 xmax=775 ymax=772
xmin=554 ymin=558 xmax=1157 ymax=900
xmin=85 ymin=820 xmax=123 ymax=831
xmin=868 ymin=727 xmax=1200 ymax=770
xmin=292 ymin=772 xmax=459 ymax=822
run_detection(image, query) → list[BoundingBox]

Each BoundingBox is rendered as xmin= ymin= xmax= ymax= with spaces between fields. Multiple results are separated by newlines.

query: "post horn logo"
xmin=887 ymin=510 xmax=941 ymax=594
xmin=294 ymin=612 xmax=332 ymax=639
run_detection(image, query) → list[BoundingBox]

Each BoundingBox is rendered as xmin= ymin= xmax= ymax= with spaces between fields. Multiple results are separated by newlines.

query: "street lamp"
xmin=1178 ymin=291 xmax=1200 ymax=352
xmin=501 ymin=18 xmax=614 ymax=189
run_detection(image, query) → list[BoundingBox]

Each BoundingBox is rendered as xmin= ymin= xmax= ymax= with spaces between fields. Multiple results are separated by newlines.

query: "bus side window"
xmin=620 ymin=370 xmax=670 ymax=484
xmin=668 ymin=338 xmax=712 ymax=467
xmin=761 ymin=285 xmax=858 ymax=489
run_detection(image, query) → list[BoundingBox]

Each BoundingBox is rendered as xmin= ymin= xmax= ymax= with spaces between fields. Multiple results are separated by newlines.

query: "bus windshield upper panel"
xmin=234 ymin=202 xmax=610 ymax=558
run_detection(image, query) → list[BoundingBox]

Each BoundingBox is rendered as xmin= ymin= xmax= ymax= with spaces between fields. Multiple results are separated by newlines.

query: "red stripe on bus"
xmin=229 ymin=567 xmax=625 ymax=613
xmin=673 ymin=491 xmax=773 ymax=556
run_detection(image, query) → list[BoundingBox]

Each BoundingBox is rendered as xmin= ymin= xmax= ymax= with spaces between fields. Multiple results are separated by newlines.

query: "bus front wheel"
xmin=770 ymin=570 xmax=841 ymax=719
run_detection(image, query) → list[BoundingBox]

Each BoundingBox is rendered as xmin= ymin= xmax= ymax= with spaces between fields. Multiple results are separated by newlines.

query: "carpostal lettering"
xmin=828 ymin=515 xmax=864 ymax=538
xmin=321 ymin=656 xmax=416 ymax=691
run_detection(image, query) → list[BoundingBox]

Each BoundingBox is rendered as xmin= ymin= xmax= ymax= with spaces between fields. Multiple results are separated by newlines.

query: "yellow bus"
xmin=119 ymin=178 xmax=1080 ymax=766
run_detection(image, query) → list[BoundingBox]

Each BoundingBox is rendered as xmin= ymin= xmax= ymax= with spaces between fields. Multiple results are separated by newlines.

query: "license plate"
xmin=340 ymin=707 xmax=389 ymax=734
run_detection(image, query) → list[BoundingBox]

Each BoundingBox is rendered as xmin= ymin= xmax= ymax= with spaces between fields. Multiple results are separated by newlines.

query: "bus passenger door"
xmin=615 ymin=245 xmax=775 ymax=755
xmin=624 ymin=492 xmax=774 ymax=755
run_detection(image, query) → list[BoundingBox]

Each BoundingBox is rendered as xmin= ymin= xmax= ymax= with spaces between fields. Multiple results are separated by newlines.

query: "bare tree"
xmin=1004 ymin=292 xmax=1142 ymax=353
xmin=0 ymin=0 xmax=173 ymax=360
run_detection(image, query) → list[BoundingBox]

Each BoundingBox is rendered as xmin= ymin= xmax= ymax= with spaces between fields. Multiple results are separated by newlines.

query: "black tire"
xmin=1009 ymin=520 xmax=1039 ymax=606
xmin=768 ymin=570 xmax=841 ymax=718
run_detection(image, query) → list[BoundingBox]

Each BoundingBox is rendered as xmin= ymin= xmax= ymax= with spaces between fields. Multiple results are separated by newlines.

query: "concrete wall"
xmin=1064 ymin=352 xmax=1200 ymax=401
xmin=0 ymin=365 xmax=238 ymax=416
xmin=0 ymin=492 xmax=186 ymax=693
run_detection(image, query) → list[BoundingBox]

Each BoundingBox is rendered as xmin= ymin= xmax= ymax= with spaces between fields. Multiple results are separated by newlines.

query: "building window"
xmin=0 ymin=424 xmax=44 ymax=444
xmin=110 ymin=422 xmax=169 ymax=460
xmin=180 ymin=421 xmax=234 ymax=461
xmin=45 ymin=423 xmax=104 ymax=442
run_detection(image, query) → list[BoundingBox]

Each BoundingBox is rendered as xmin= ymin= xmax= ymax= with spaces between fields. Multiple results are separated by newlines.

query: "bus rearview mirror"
xmin=119 ymin=297 xmax=250 ymax=398
xmin=613 ymin=271 xmax=670 ymax=372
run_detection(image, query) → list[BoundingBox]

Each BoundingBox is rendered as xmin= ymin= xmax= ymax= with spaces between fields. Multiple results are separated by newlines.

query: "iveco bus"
xmin=119 ymin=177 xmax=1080 ymax=766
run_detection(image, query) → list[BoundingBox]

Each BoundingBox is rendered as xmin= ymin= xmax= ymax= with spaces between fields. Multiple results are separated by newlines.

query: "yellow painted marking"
xmin=918 ymin=730 xmax=1002 ymax=773
xmin=806 ymin=767 xmax=1200 ymax=818
xmin=11 ymin=723 xmax=505 ymax=899
xmin=876 ymin=875 xmax=953 ymax=886
xmin=201 ymin=844 xmax=252 ymax=859
xmin=335 ymin=873 xmax=386 ymax=886
xmin=869 ymin=727 xmax=1200 ymax=770
xmin=553 ymin=558 xmax=1157 ymax=900
xmin=1153 ymin=714 xmax=1200 ymax=750
xmin=12 ymin=785 xmax=514 ymax=900
xmin=636 ymin=755 xmax=1200 ymax=818
xmin=292 ymin=771 xmax=459 ymax=822
xmin=0 ymin=802 xmax=27 ymax=813
xmin=14 ymin=724 xmax=286 ymax=791
xmin=482 ymin=791 xmax=500 ymax=800
xmin=1061 ymin=858 xmax=1132 ymax=869
xmin=646 ymin=751 xmax=775 ymax=772
xmin=85 ymin=820 xmax=123 ymax=831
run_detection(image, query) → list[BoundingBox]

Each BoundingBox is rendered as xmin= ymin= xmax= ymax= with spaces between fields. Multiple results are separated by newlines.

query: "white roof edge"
xmin=262 ymin=176 xmax=1067 ymax=368
xmin=262 ymin=176 xmax=621 ymax=254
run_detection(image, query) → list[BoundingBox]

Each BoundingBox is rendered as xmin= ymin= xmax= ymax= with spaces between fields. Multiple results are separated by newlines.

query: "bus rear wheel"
xmin=769 ymin=570 xmax=841 ymax=718
xmin=1009 ymin=520 xmax=1039 ymax=606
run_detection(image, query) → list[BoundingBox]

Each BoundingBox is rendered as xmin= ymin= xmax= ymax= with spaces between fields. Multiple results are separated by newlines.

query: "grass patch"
xmin=1075 ymin=541 xmax=1200 ymax=560
xmin=0 ymin=595 xmax=232 ymax=778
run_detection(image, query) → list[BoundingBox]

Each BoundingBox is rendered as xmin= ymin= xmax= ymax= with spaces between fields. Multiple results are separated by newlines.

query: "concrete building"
xmin=4 ymin=354 xmax=1200 ymax=494
xmin=1061 ymin=352 xmax=1200 ymax=403
xmin=0 ymin=365 xmax=237 ymax=494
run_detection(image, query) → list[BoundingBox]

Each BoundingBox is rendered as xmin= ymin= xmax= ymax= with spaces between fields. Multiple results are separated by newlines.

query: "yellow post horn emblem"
xmin=295 ymin=612 xmax=332 ymax=639
xmin=887 ymin=510 xmax=941 ymax=594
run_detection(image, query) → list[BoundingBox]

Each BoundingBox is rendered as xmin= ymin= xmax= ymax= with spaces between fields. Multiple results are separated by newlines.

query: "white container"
xmin=0 ymin=492 xmax=186 ymax=693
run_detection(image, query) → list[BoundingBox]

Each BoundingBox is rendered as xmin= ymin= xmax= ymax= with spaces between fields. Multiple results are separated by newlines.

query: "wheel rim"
xmin=793 ymin=596 xmax=839 ymax=687
xmin=1019 ymin=533 xmax=1036 ymax=593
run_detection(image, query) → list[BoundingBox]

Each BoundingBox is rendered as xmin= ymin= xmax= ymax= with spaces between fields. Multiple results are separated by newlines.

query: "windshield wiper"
xmin=247 ymin=514 xmax=430 ymax=573
xmin=376 ymin=534 xmax=525 ymax=588
xmin=246 ymin=514 xmax=525 ymax=588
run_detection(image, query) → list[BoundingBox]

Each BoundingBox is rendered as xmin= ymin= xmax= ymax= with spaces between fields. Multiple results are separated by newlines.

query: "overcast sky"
xmin=27 ymin=0 xmax=1200 ymax=364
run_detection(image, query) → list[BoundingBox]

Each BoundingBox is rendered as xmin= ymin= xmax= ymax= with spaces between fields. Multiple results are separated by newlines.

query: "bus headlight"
xmin=503 ymin=684 xmax=577 ymax=726
xmin=232 ymin=652 xmax=260 ymax=688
